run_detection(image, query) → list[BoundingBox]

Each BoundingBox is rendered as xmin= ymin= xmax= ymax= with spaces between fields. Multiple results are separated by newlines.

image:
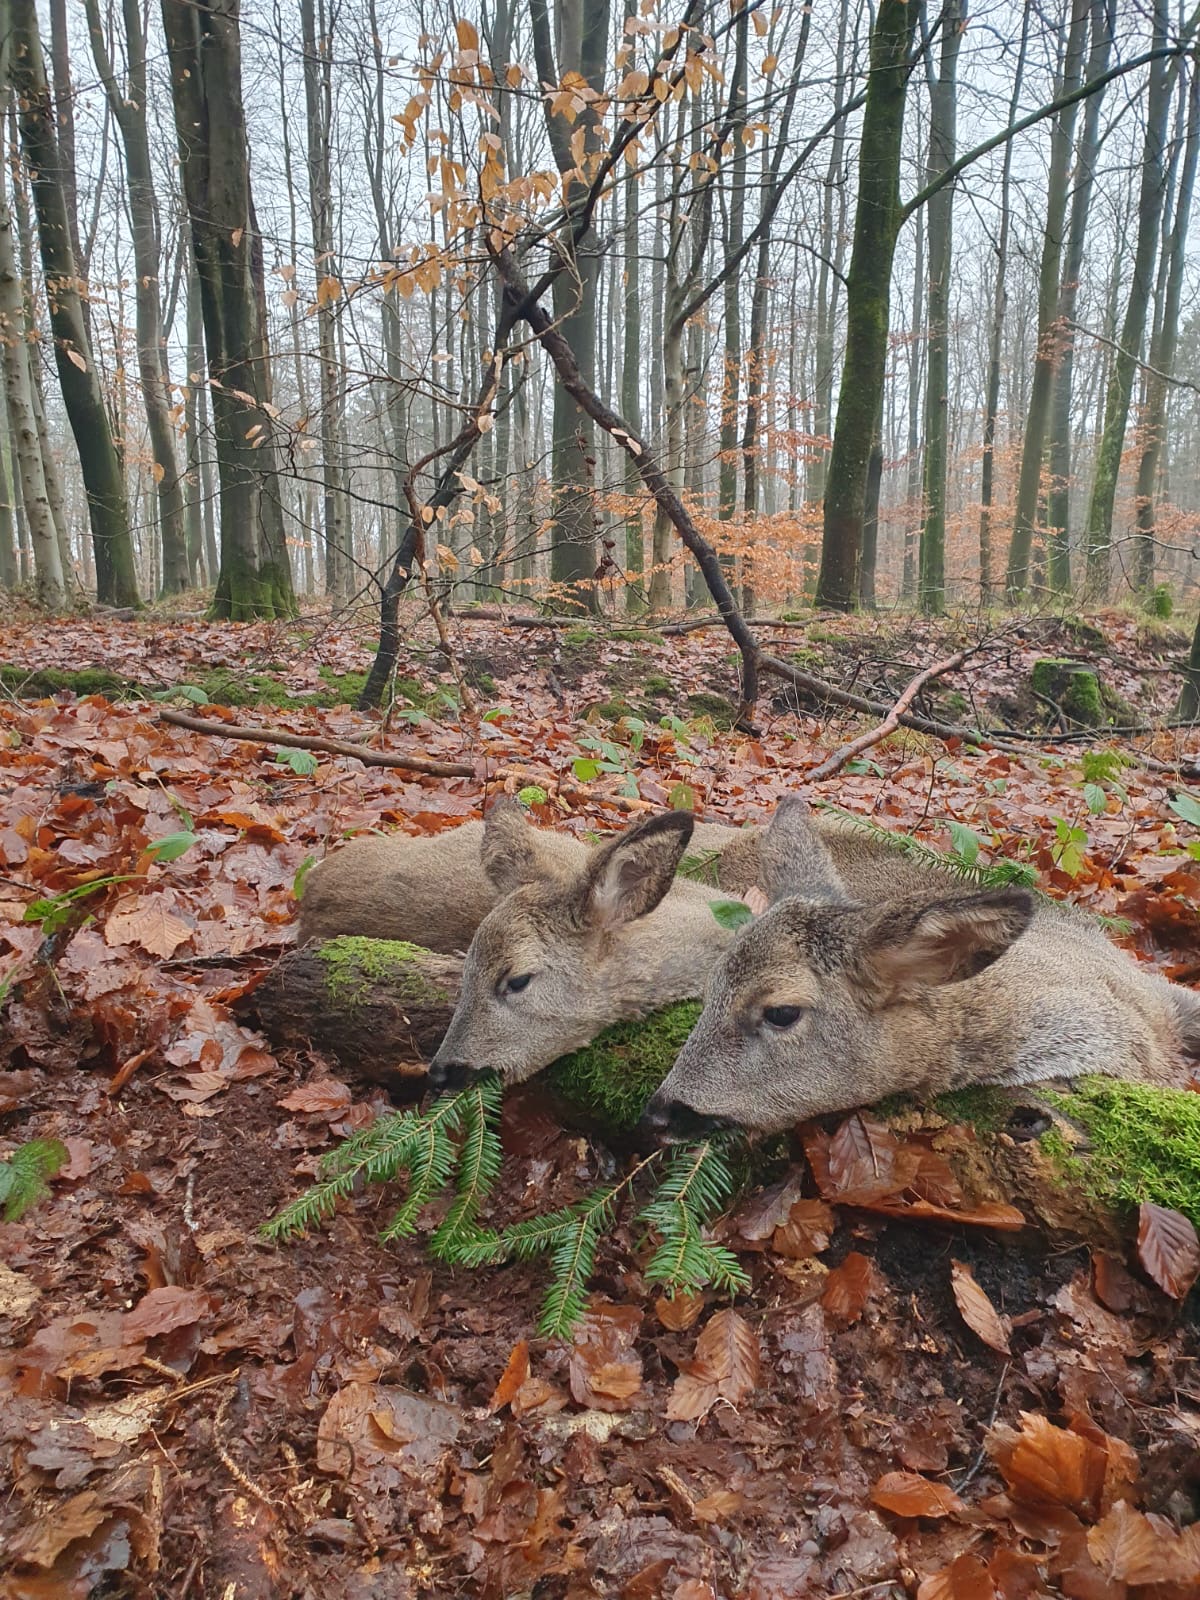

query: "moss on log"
xmin=249 ymin=939 xmax=1200 ymax=1239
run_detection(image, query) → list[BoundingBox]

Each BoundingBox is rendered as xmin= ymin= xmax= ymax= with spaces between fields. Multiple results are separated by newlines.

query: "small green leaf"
xmin=517 ymin=785 xmax=548 ymax=807
xmin=146 ymin=830 xmax=198 ymax=862
xmin=276 ymin=748 xmax=320 ymax=776
xmin=1083 ymin=783 xmax=1107 ymax=816
xmin=709 ymin=899 xmax=754 ymax=931
xmin=947 ymin=821 xmax=982 ymax=865
xmin=668 ymin=782 xmax=695 ymax=812
xmin=482 ymin=705 xmax=515 ymax=722
xmin=293 ymin=854 xmax=316 ymax=899
xmin=1169 ymin=793 xmax=1200 ymax=828
xmin=573 ymin=757 xmax=602 ymax=782
xmin=173 ymin=684 xmax=210 ymax=705
xmin=845 ymin=758 xmax=883 ymax=777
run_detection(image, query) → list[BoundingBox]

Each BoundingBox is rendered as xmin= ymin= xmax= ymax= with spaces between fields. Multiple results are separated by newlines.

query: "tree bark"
xmin=815 ymin=0 xmax=918 ymax=611
xmin=301 ymin=0 xmax=352 ymax=601
xmin=1136 ymin=67 xmax=1199 ymax=597
xmin=8 ymin=0 xmax=139 ymax=608
xmin=1004 ymin=0 xmax=1089 ymax=598
xmin=0 ymin=111 xmax=64 ymax=611
xmin=160 ymin=0 xmax=296 ymax=620
xmin=1084 ymin=1 xmax=1172 ymax=597
xmin=85 ymin=0 xmax=189 ymax=596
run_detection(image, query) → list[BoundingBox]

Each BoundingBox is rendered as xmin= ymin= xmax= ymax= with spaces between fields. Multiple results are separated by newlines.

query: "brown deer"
xmin=641 ymin=797 xmax=1200 ymax=1140
xmin=426 ymin=798 xmax=961 ymax=1091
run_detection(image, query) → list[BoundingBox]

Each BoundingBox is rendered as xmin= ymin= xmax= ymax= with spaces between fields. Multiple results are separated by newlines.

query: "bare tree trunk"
xmin=0 ymin=404 xmax=15 ymax=588
xmin=815 ymin=0 xmax=918 ymax=610
xmin=47 ymin=0 xmax=89 ymax=342
xmin=1084 ymin=0 xmax=1172 ymax=597
xmin=1135 ymin=66 xmax=1199 ymax=597
xmin=529 ymin=0 xmax=610 ymax=606
xmin=919 ymin=0 xmax=966 ymax=615
xmin=8 ymin=0 xmax=139 ymax=608
xmin=1004 ymin=0 xmax=1088 ymax=597
xmin=620 ymin=108 xmax=645 ymax=610
xmin=161 ymin=0 xmax=295 ymax=620
xmin=301 ymin=0 xmax=351 ymax=601
xmin=901 ymin=207 xmax=924 ymax=601
xmin=978 ymin=4 xmax=1030 ymax=604
xmin=717 ymin=3 xmax=749 ymax=580
xmin=0 ymin=115 xmax=64 ymax=610
xmin=86 ymin=0 xmax=189 ymax=595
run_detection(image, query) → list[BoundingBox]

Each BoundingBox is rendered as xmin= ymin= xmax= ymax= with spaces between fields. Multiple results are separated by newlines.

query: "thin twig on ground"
xmin=805 ymin=649 xmax=972 ymax=782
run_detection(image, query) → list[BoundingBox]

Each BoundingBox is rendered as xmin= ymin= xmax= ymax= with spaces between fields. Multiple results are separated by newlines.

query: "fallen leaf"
xmin=487 ymin=1339 xmax=530 ymax=1414
xmin=986 ymin=1412 xmax=1107 ymax=1521
xmin=871 ymin=1470 xmax=964 ymax=1519
xmin=655 ymin=1291 xmax=703 ymax=1331
xmin=104 ymin=895 xmax=193 ymax=958
xmin=277 ymin=1079 xmax=353 ymax=1116
xmin=772 ymin=1197 xmax=834 ymax=1259
xmin=951 ymin=1259 xmax=1012 ymax=1354
xmin=1087 ymin=1500 xmax=1182 ymax=1585
xmin=916 ymin=1552 xmax=998 ymax=1600
xmin=123 ymin=1285 xmax=217 ymax=1340
xmin=1137 ymin=1201 xmax=1200 ymax=1299
xmin=822 ymin=1251 xmax=872 ymax=1324
xmin=667 ymin=1307 xmax=760 ymax=1421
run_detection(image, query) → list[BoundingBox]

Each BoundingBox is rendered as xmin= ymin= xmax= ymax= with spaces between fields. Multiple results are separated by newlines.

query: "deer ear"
xmin=760 ymin=796 xmax=851 ymax=906
xmin=580 ymin=811 xmax=694 ymax=931
xmin=481 ymin=796 xmax=542 ymax=894
xmin=857 ymin=888 xmax=1035 ymax=1001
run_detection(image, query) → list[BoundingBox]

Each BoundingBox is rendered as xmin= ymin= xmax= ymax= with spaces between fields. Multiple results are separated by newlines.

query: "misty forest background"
xmin=2 ymin=0 xmax=1200 ymax=651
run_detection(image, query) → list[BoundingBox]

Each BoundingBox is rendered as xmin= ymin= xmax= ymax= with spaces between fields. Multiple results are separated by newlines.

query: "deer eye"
xmin=762 ymin=1004 xmax=804 ymax=1030
xmin=502 ymin=972 xmax=533 ymax=996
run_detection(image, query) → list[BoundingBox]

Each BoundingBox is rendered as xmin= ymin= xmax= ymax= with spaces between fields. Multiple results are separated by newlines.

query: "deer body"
xmin=643 ymin=798 xmax=1200 ymax=1140
xmin=298 ymin=808 xmax=951 ymax=955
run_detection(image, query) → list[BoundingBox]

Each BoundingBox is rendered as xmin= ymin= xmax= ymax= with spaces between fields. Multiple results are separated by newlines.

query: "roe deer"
xmin=295 ymin=806 xmax=776 ymax=953
xmin=641 ymin=797 xmax=1200 ymax=1140
xmin=426 ymin=798 xmax=961 ymax=1091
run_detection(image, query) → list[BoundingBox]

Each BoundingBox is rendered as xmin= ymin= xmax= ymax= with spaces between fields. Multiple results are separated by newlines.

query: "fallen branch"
xmin=758 ymin=651 xmax=985 ymax=744
xmin=155 ymin=709 xmax=651 ymax=812
xmin=805 ymin=649 xmax=972 ymax=782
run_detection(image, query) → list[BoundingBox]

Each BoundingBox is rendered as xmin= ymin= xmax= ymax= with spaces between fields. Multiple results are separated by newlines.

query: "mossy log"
xmin=245 ymin=936 xmax=699 ymax=1126
xmin=248 ymin=939 xmax=1200 ymax=1239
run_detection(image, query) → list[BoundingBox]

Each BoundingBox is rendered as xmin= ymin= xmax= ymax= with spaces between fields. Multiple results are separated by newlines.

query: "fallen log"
xmin=247 ymin=940 xmax=1200 ymax=1254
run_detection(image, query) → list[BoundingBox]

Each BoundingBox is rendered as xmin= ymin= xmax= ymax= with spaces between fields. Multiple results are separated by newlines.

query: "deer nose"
xmin=426 ymin=1056 xmax=481 ymax=1094
xmin=639 ymin=1093 xmax=735 ymax=1144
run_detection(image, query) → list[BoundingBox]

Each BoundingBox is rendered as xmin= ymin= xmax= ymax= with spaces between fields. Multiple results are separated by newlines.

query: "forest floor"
xmin=2 ymin=598 xmax=1200 ymax=1600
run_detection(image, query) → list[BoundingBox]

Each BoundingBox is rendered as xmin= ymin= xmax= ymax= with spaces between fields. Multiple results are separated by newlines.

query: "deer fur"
xmin=642 ymin=797 xmax=1200 ymax=1140
xmin=298 ymin=799 xmax=954 ymax=956
xmin=425 ymin=798 xmax=960 ymax=1090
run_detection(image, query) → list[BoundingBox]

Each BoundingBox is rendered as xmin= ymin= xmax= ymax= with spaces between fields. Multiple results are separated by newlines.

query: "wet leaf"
xmin=1136 ymin=1202 xmax=1200 ymax=1299
xmin=951 ymin=1259 xmax=1012 ymax=1354
xmin=871 ymin=1470 xmax=964 ymax=1519
xmin=821 ymin=1251 xmax=872 ymax=1324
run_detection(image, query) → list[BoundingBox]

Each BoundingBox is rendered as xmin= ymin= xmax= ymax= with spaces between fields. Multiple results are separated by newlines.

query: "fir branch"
xmin=429 ymin=1077 xmax=504 ymax=1258
xmin=814 ymin=803 xmax=1039 ymax=889
xmin=638 ymin=1138 xmax=751 ymax=1298
xmin=0 ymin=1138 xmax=68 ymax=1222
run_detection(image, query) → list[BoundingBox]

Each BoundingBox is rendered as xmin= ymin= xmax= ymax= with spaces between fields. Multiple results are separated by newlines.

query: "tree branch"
xmin=804 ymin=650 xmax=972 ymax=781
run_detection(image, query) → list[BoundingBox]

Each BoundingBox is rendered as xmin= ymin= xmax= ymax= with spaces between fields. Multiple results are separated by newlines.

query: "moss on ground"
xmin=1045 ymin=1079 xmax=1200 ymax=1227
xmin=684 ymin=692 xmax=736 ymax=728
xmin=316 ymin=937 xmax=451 ymax=1010
xmin=0 ymin=665 xmax=134 ymax=699
xmin=545 ymin=1001 xmax=703 ymax=1139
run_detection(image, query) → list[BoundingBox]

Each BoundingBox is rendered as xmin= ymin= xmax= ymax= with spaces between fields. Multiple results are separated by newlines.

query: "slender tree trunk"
xmin=919 ymin=0 xmax=966 ymax=615
xmin=1084 ymin=0 xmax=1171 ymax=597
xmin=902 ymin=206 xmax=924 ymax=600
xmin=301 ymin=0 xmax=352 ymax=601
xmin=620 ymin=130 xmax=645 ymax=611
xmin=1045 ymin=0 xmax=1115 ymax=590
xmin=0 ymin=125 xmax=64 ymax=610
xmin=85 ymin=0 xmax=189 ymax=595
xmin=47 ymin=0 xmax=89 ymax=342
xmin=183 ymin=252 xmax=207 ymax=583
xmin=8 ymin=0 xmax=139 ymax=608
xmin=530 ymin=0 xmax=610 ymax=606
xmin=717 ymin=5 xmax=750 ymax=578
xmin=815 ymin=0 xmax=918 ymax=611
xmin=1136 ymin=67 xmax=1199 ymax=598
xmin=161 ymin=0 xmax=295 ymax=620
xmin=0 ymin=402 xmax=15 ymax=588
xmin=1004 ymin=0 xmax=1088 ymax=597
xmin=978 ymin=7 xmax=1029 ymax=604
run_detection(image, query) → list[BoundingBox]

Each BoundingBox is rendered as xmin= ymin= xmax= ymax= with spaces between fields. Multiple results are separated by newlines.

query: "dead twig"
xmin=758 ymin=651 xmax=994 ymax=745
xmin=156 ymin=709 xmax=650 ymax=812
xmin=805 ymin=649 xmax=972 ymax=782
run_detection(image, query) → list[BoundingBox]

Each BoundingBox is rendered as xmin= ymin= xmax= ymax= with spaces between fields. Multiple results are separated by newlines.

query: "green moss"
xmin=545 ymin=1001 xmax=703 ymax=1139
xmin=930 ymin=1085 xmax=1015 ymax=1133
xmin=0 ymin=664 xmax=137 ymax=699
xmin=316 ymin=936 xmax=450 ymax=1010
xmin=1030 ymin=658 xmax=1105 ymax=728
xmin=1047 ymin=1079 xmax=1200 ymax=1227
xmin=684 ymin=692 xmax=736 ymax=728
xmin=1147 ymin=584 xmax=1174 ymax=621
xmin=587 ymin=697 xmax=638 ymax=722
xmin=610 ymin=628 xmax=665 ymax=645
xmin=644 ymin=674 xmax=674 ymax=696
xmin=563 ymin=626 xmax=596 ymax=649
